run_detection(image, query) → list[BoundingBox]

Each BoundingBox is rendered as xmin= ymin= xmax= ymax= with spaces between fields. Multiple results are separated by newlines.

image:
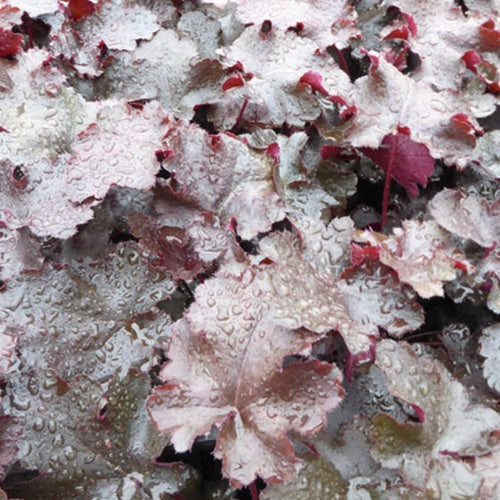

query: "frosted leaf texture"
xmin=373 ymin=340 xmax=500 ymax=490
xmin=386 ymin=0 xmax=498 ymax=90
xmin=51 ymin=0 xmax=160 ymax=77
xmin=161 ymin=122 xmax=285 ymax=240
xmin=0 ymin=0 xmax=498 ymax=494
xmin=0 ymin=243 xmax=174 ymax=380
xmin=480 ymin=323 xmax=500 ymax=394
xmin=346 ymin=54 xmax=480 ymax=168
xmin=218 ymin=25 xmax=352 ymax=127
xmin=235 ymin=0 xmax=359 ymax=49
xmin=5 ymin=371 xmax=195 ymax=498
xmin=372 ymin=220 xmax=471 ymax=298
xmin=430 ymin=188 xmax=499 ymax=248
xmin=148 ymin=273 xmax=344 ymax=487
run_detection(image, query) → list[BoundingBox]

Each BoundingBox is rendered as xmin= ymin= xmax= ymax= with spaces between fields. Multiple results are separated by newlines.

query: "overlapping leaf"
xmin=0 ymin=242 xmax=174 ymax=380
xmin=160 ymin=121 xmax=285 ymax=240
xmin=235 ymin=0 xmax=359 ymax=49
xmin=345 ymin=54 xmax=480 ymax=167
xmin=372 ymin=340 xmax=500 ymax=493
xmin=51 ymin=0 xmax=160 ymax=77
xmin=5 ymin=371 xmax=197 ymax=498
xmin=385 ymin=0 xmax=499 ymax=90
xmin=148 ymin=271 xmax=344 ymax=487
xmin=216 ymin=25 xmax=352 ymax=128
xmin=356 ymin=220 xmax=472 ymax=298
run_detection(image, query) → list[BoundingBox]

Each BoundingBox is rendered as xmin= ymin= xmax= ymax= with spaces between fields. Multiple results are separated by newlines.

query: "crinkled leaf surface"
xmin=338 ymin=259 xmax=424 ymax=338
xmin=257 ymin=218 xmax=381 ymax=356
xmin=148 ymin=270 xmax=344 ymax=487
xmin=346 ymin=54 xmax=480 ymax=167
xmin=386 ymin=0 xmax=498 ymax=90
xmin=235 ymin=0 xmax=359 ymax=49
xmin=0 ymin=49 xmax=92 ymax=165
xmin=5 ymin=371 xmax=196 ymax=498
xmin=0 ymin=158 xmax=96 ymax=239
xmin=359 ymin=220 xmax=471 ymax=298
xmin=372 ymin=340 xmax=500 ymax=489
xmin=51 ymin=0 xmax=159 ymax=77
xmin=0 ymin=242 xmax=174 ymax=380
xmin=161 ymin=122 xmax=285 ymax=240
xmin=65 ymin=101 xmax=168 ymax=204
xmin=96 ymin=28 xmax=200 ymax=117
xmin=217 ymin=25 xmax=352 ymax=127
xmin=479 ymin=323 xmax=500 ymax=394
xmin=430 ymin=188 xmax=499 ymax=248
xmin=0 ymin=85 xmax=166 ymax=240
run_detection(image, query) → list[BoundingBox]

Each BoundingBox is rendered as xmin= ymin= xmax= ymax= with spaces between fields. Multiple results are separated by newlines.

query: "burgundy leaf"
xmin=0 ymin=27 xmax=22 ymax=57
xmin=360 ymin=131 xmax=435 ymax=198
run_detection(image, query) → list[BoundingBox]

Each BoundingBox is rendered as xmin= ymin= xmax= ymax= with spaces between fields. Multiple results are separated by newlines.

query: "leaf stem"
xmin=381 ymin=134 xmax=398 ymax=227
xmin=249 ymin=481 xmax=260 ymax=500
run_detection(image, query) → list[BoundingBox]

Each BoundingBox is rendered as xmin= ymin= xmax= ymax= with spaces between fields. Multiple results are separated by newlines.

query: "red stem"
xmin=249 ymin=481 xmax=260 ymax=500
xmin=381 ymin=134 xmax=398 ymax=227
xmin=231 ymin=97 xmax=248 ymax=134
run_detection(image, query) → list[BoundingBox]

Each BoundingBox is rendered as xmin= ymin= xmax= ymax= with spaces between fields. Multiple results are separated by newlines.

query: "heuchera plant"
xmin=0 ymin=0 xmax=498 ymax=498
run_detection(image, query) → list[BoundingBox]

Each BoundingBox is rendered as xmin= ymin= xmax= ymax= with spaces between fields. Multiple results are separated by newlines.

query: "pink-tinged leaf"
xmin=0 ymin=158 xmax=96 ymax=239
xmin=258 ymin=217 xmax=381 ymax=356
xmin=373 ymin=340 xmax=500 ymax=489
xmin=0 ymin=416 xmax=20 ymax=481
xmin=429 ymin=189 xmax=499 ymax=248
xmin=0 ymin=242 xmax=174 ymax=380
xmin=65 ymin=101 xmax=169 ymax=204
xmin=357 ymin=220 xmax=472 ymax=298
xmin=161 ymin=121 xmax=285 ymax=240
xmin=0 ymin=27 xmax=22 ymax=57
xmin=298 ymin=71 xmax=329 ymax=95
xmin=95 ymin=29 xmax=200 ymax=116
xmin=462 ymin=50 xmax=500 ymax=93
xmin=360 ymin=131 xmax=435 ymax=198
xmin=51 ymin=0 xmax=159 ymax=77
xmin=222 ymin=73 xmax=245 ymax=91
xmin=479 ymin=19 xmax=500 ymax=51
xmin=479 ymin=323 xmax=500 ymax=394
xmin=128 ymin=212 xmax=206 ymax=281
xmin=216 ymin=25 xmax=352 ymax=128
xmin=0 ymin=49 xmax=90 ymax=166
xmin=338 ymin=259 xmax=424 ymax=338
xmin=346 ymin=54 xmax=480 ymax=168
xmin=149 ymin=271 xmax=344 ymax=486
xmin=0 ymin=226 xmax=43 ymax=280
xmin=235 ymin=0 xmax=359 ymax=49
xmin=266 ymin=132 xmax=356 ymax=222
xmin=384 ymin=0 xmax=497 ymax=91
xmin=473 ymin=449 xmax=500 ymax=499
